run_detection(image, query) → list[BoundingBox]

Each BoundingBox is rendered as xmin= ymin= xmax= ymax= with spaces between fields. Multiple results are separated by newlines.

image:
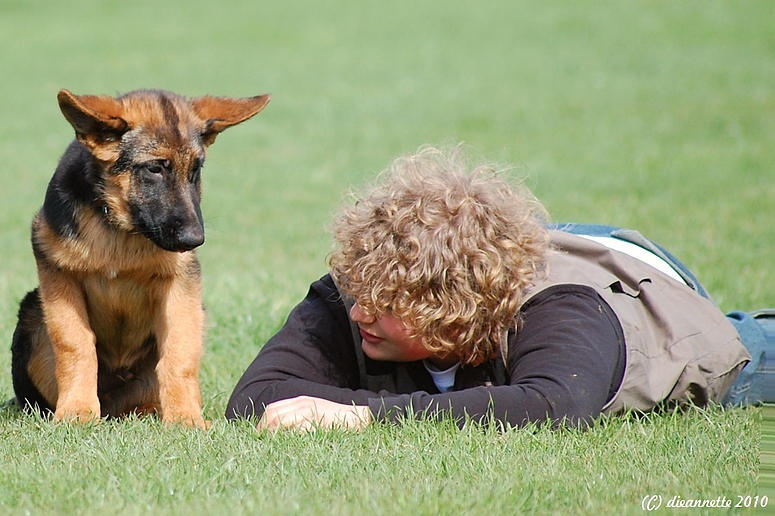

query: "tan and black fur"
xmin=11 ymin=89 xmax=270 ymax=427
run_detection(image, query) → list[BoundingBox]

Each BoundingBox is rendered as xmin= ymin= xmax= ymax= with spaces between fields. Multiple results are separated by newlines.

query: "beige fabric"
xmin=521 ymin=231 xmax=750 ymax=413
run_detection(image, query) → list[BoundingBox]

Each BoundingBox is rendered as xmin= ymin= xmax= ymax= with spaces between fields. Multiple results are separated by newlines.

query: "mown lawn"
xmin=0 ymin=1 xmax=771 ymax=514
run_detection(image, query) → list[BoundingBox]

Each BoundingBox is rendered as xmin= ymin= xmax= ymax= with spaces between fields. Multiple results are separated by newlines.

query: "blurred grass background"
xmin=0 ymin=1 xmax=771 ymax=513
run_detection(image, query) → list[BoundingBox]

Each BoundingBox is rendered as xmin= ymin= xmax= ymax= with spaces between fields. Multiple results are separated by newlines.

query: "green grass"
xmin=0 ymin=0 xmax=772 ymax=514
xmin=0 ymin=406 xmax=760 ymax=515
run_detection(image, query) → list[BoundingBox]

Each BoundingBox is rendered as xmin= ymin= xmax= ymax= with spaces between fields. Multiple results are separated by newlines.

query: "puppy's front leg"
xmin=155 ymin=279 xmax=206 ymax=429
xmin=38 ymin=268 xmax=100 ymax=422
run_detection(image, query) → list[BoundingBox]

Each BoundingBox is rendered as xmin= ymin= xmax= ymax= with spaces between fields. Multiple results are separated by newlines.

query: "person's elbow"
xmin=513 ymin=381 xmax=605 ymax=428
xmin=546 ymin=387 xmax=606 ymax=428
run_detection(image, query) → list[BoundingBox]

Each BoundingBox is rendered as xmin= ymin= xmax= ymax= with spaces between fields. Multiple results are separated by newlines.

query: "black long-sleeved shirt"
xmin=226 ymin=274 xmax=625 ymax=428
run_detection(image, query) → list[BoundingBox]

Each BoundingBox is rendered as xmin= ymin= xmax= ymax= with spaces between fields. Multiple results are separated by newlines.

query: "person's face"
xmin=349 ymin=303 xmax=433 ymax=363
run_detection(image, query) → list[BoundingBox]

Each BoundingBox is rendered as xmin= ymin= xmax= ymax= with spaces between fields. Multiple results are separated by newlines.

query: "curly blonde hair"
xmin=329 ymin=145 xmax=550 ymax=366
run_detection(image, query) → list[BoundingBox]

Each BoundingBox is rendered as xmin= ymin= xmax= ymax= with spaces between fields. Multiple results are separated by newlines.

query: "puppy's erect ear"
xmin=57 ymin=89 xmax=129 ymax=162
xmin=191 ymin=94 xmax=271 ymax=146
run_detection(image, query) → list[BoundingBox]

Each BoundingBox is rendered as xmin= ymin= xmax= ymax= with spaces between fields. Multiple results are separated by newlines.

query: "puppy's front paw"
xmin=162 ymin=414 xmax=209 ymax=430
xmin=54 ymin=404 xmax=101 ymax=424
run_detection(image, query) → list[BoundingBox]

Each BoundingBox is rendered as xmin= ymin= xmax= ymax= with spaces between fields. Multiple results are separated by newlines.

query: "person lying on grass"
xmin=226 ymin=145 xmax=769 ymax=431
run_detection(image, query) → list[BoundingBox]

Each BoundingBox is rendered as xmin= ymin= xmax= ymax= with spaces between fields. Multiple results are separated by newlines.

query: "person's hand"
xmin=257 ymin=396 xmax=373 ymax=432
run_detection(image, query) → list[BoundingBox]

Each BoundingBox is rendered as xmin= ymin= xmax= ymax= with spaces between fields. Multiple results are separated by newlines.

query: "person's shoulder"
xmin=303 ymin=274 xmax=350 ymax=319
xmin=516 ymin=283 xmax=622 ymax=348
xmin=310 ymin=273 xmax=340 ymax=300
xmin=523 ymin=283 xmax=604 ymax=310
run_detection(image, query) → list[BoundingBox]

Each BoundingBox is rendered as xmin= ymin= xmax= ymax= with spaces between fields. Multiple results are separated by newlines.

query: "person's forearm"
xmin=226 ymin=377 xmax=379 ymax=420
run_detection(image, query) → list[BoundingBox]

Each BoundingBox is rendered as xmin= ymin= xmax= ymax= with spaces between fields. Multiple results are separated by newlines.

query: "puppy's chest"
xmin=83 ymin=273 xmax=167 ymax=367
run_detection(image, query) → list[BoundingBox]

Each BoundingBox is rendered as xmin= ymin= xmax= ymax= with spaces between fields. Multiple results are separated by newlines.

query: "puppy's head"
xmin=57 ymin=89 xmax=270 ymax=252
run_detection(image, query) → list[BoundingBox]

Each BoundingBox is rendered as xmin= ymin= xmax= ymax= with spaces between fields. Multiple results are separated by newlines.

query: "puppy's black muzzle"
xmin=172 ymin=221 xmax=205 ymax=252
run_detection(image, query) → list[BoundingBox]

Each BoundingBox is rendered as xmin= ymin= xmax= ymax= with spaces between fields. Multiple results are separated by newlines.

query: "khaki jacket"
xmin=527 ymin=231 xmax=750 ymax=413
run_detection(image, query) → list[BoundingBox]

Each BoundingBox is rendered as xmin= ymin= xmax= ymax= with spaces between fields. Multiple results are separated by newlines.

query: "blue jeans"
xmin=551 ymin=223 xmax=768 ymax=406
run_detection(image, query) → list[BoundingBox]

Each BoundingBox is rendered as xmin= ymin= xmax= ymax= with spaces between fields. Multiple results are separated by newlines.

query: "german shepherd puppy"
xmin=10 ymin=89 xmax=270 ymax=428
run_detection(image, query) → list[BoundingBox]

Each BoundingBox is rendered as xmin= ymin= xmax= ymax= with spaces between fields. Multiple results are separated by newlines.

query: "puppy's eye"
xmin=145 ymin=160 xmax=171 ymax=176
xmin=146 ymin=163 xmax=163 ymax=175
xmin=189 ymin=160 xmax=203 ymax=183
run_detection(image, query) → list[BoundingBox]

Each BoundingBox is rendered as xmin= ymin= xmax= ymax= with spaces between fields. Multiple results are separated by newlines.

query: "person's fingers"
xmin=258 ymin=406 xmax=297 ymax=430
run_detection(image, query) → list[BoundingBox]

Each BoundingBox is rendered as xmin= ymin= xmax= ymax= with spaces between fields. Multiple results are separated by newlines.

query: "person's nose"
xmin=350 ymin=303 xmax=376 ymax=324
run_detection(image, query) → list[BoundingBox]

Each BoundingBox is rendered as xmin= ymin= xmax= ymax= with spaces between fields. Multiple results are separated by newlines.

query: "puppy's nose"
xmin=175 ymin=222 xmax=204 ymax=251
